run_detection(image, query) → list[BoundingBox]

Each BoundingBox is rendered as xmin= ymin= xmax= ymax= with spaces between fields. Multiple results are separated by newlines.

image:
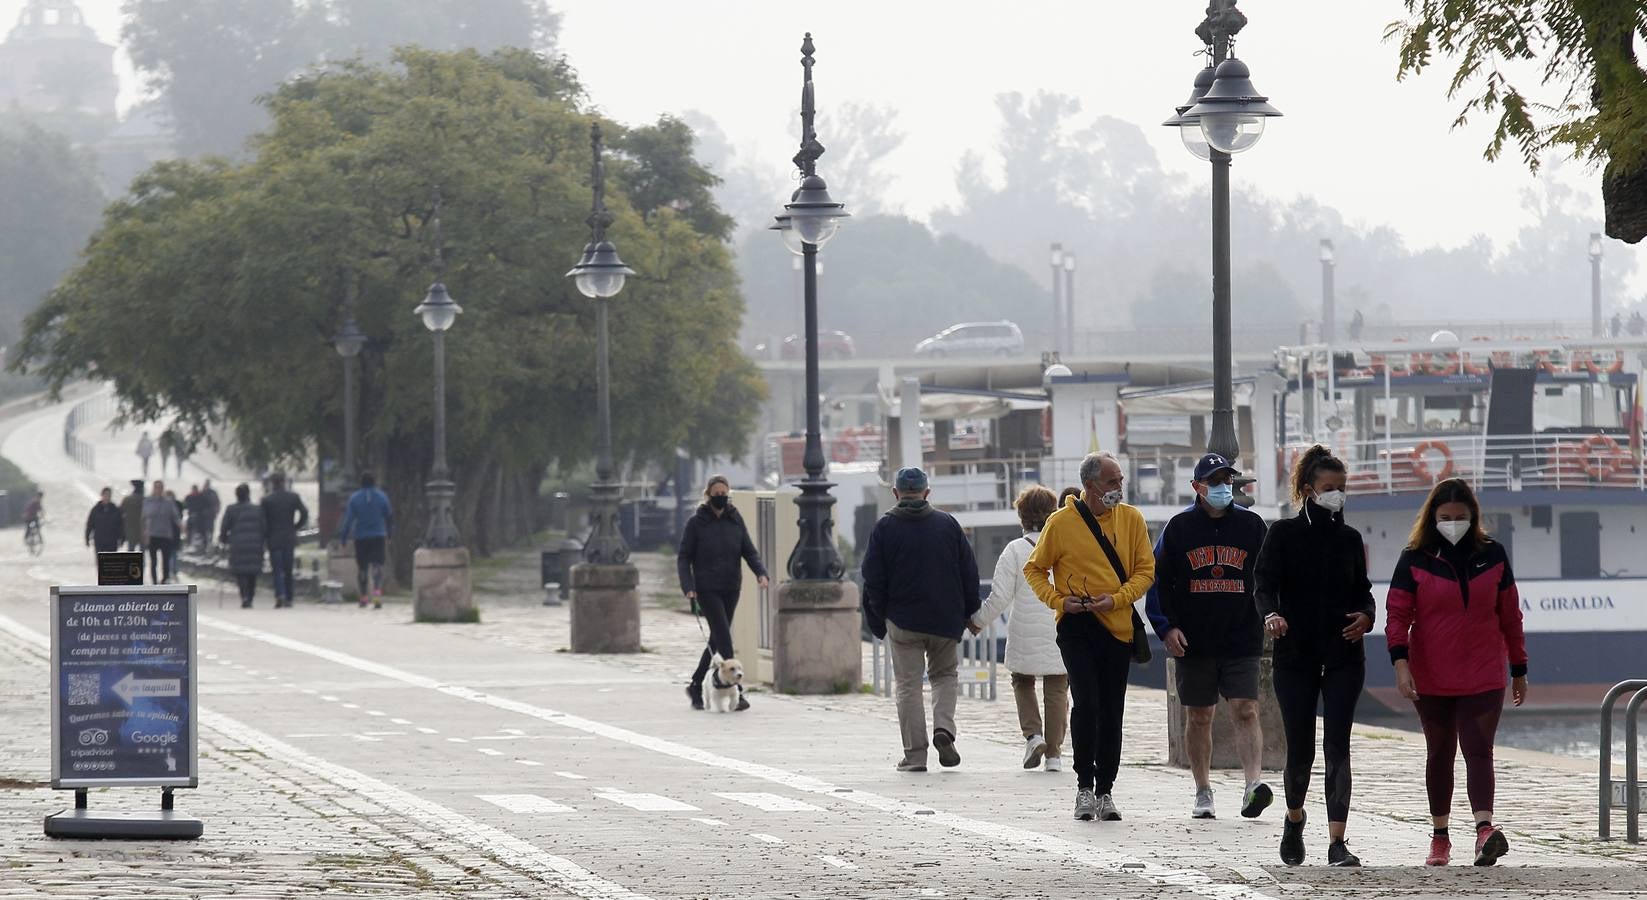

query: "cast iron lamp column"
xmin=1164 ymin=0 xmax=1281 ymax=461
xmin=776 ymin=33 xmax=849 ymax=582
xmin=414 ymin=190 xmax=463 ymax=548
xmin=566 ymin=122 xmax=635 ymax=564
xmin=1050 ymin=243 xmax=1063 ymax=355
xmin=332 ymin=295 xmax=366 ymax=493
xmin=1585 ymin=232 xmax=1603 ymax=426
xmin=1062 ymin=251 xmax=1077 ymax=357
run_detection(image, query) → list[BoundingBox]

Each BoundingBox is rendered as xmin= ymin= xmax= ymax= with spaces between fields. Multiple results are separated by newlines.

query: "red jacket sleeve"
xmin=1384 ymin=551 xmax=1417 ymax=663
xmin=1497 ymin=559 xmax=1529 ymax=675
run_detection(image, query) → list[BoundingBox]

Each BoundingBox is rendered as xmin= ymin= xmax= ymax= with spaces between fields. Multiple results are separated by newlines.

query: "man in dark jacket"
xmin=120 ymin=480 xmax=145 ymax=551
xmin=676 ymin=474 xmax=768 ymax=710
xmin=85 ymin=487 xmax=124 ymax=556
xmin=200 ymin=480 xmax=221 ymax=547
xmin=260 ymin=473 xmax=309 ymax=608
xmin=1145 ymin=453 xmax=1272 ymax=821
xmin=860 ymin=466 xmax=980 ymax=772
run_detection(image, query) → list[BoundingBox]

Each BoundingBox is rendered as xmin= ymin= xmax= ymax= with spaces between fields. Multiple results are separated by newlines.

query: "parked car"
xmin=777 ymin=330 xmax=855 ymax=360
xmin=913 ymin=321 xmax=1025 ymax=357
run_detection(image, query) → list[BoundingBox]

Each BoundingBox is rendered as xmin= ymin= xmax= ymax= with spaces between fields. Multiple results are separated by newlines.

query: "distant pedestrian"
xmin=676 ymin=474 xmax=768 ymax=711
xmin=1255 ymin=444 xmax=1375 ymax=867
xmin=1610 ymin=312 xmax=1624 ymax=338
xmin=135 ymin=432 xmax=154 ymax=479
xmin=184 ymin=485 xmax=209 ymax=551
xmin=1631 ymin=310 xmax=1646 ymax=337
xmin=200 ymin=480 xmax=221 ymax=544
xmin=338 ymin=472 xmax=393 ymax=609
xmin=1025 ymin=451 xmax=1155 ymax=823
xmin=157 ymin=430 xmax=175 ymax=478
xmin=1058 ymin=486 xmax=1081 ymax=507
xmin=165 ymin=489 xmax=183 ymax=579
xmin=85 ymin=487 xmax=123 ymax=555
xmin=174 ymin=441 xmax=188 ymax=479
xmin=1386 ymin=478 xmax=1527 ymax=867
xmin=1348 ymin=310 xmax=1365 ymax=341
xmin=1146 ymin=452 xmax=1273 ymax=821
xmin=120 ymin=480 xmax=145 ymax=551
xmin=261 ymin=473 xmax=309 ymax=608
xmin=861 ymin=467 xmax=981 ymax=772
xmin=969 ymin=484 xmax=1065 ymax=772
xmin=141 ymin=481 xmax=181 ymax=585
xmin=219 ymin=483 xmax=267 ymax=609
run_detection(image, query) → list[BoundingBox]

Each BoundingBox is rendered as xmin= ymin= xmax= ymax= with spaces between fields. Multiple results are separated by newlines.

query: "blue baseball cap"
xmin=1193 ymin=452 xmax=1240 ymax=482
xmin=894 ymin=466 xmax=929 ymax=492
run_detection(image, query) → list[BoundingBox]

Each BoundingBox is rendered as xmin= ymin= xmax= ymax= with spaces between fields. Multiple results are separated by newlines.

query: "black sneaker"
xmin=686 ymin=683 xmax=704 ymax=711
xmin=735 ymin=691 xmax=750 ymax=712
xmin=933 ymin=729 xmax=960 ymax=768
xmin=1328 ymin=839 xmax=1361 ymax=867
xmin=1280 ymin=812 xmax=1306 ymax=866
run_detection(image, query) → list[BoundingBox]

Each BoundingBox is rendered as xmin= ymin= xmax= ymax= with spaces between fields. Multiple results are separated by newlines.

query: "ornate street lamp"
xmin=776 ymin=33 xmax=850 ymax=581
xmin=1590 ymin=232 xmax=1604 ymax=337
xmin=332 ymin=289 xmax=365 ymax=493
xmin=566 ymin=121 xmax=635 ymax=565
xmin=1049 ymin=243 xmax=1063 ymax=355
xmin=1164 ymin=0 xmax=1280 ymax=461
xmin=414 ymin=188 xmax=463 ymax=549
xmin=1062 ymin=250 xmax=1077 ymax=356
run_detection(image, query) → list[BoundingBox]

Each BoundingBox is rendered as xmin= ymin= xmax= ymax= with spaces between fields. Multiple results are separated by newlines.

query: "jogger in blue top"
xmin=338 ymin=472 xmax=393 ymax=608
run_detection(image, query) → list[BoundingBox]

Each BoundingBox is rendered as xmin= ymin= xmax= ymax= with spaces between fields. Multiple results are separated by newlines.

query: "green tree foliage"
xmin=0 ymin=122 xmax=104 ymax=343
xmin=122 ymin=0 xmax=561 ymax=158
xmin=13 ymin=48 xmax=762 ymax=570
xmin=1387 ymin=2 xmax=1647 ymax=242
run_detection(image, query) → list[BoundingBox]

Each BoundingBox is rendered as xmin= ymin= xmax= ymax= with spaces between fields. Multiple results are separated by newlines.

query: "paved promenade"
xmin=1 ymin=392 xmax=1645 ymax=898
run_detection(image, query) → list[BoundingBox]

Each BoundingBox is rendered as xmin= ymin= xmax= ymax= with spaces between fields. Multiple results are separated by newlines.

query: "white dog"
xmin=705 ymin=654 xmax=744 ymax=713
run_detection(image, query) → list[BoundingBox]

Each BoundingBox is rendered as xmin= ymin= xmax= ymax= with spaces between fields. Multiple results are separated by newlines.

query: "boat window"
xmin=1420 ymin=394 xmax=1473 ymax=433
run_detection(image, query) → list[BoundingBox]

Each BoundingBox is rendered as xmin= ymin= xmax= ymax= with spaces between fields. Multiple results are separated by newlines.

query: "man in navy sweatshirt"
xmin=1145 ymin=453 xmax=1272 ymax=821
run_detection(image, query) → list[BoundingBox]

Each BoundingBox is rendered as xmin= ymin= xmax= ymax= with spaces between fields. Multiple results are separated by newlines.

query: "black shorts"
xmin=1174 ymin=654 xmax=1260 ymax=708
xmin=354 ymin=536 xmax=386 ymax=566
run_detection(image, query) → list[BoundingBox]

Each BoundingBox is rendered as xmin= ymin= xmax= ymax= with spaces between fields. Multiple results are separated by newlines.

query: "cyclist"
xmin=22 ymin=491 xmax=44 ymax=550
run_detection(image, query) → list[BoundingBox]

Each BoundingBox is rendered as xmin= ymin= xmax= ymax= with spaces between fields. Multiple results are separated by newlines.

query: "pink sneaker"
xmin=1474 ymin=825 xmax=1508 ymax=866
xmin=1424 ymin=835 xmax=1450 ymax=866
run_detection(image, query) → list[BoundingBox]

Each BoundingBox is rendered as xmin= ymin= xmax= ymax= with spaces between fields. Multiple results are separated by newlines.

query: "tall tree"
xmin=816 ymin=101 xmax=905 ymax=217
xmin=1388 ymin=2 xmax=1647 ymax=242
xmin=0 ymin=122 xmax=105 ymax=343
xmin=13 ymin=48 xmax=761 ymax=575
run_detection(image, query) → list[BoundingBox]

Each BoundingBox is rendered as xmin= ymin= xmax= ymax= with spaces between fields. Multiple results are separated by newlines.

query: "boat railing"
xmin=1286 ymin=433 xmax=1646 ymax=495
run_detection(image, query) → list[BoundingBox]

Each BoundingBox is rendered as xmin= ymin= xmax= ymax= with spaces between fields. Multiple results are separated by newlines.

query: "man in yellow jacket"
xmin=1026 ymin=451 xmax=1155 ymax=823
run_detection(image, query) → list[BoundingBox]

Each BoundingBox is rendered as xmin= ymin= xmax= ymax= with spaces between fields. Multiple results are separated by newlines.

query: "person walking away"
xmin=136 ymin=432 xmax=154 ymax=479
xmin=338 ymin=472 xmax=393 ymax=609
xmin=1385 ymin=477 xmax=1528 ymax=867
xmin=184 ymin=485 xmax=208 ymax=552
xmin=121 ymin=480 xmax=145 ymax=552
xmin=1145 ymin=453 xmax=1272 ymax=820
xmin=85 ymin=487 xmax=124 ymax=556
xmin=165 ymin=490 xmax=184 ymax=581
xmin=969 ymin=485 xmax=1066 ymax=772
xmin=1611 ymin=312 xmax=1624 ymax=338
xmin=219 ymin=484 xmax=267 ymax=608
xmin=141 ymin=481 xmax=180 ymax=585
xmin=1255 ymin=445 xmax=1376 ymax=867
xmin=174 ymin=442 xmax=189 ymax=479
xmin=201 ymin=480 xmax=221 ymax=547
xmin=261 ymin=473 xmax=309 ymax=608
xmin=157 ymin=430 xmax=174 ymax=480
xmin=861 ymin=467 xmax=980 ymax=771
xmin=676 ymin=475 xmax=769 ymax=710
xmin=1025 ymin=451 xmax=1155 ymax=822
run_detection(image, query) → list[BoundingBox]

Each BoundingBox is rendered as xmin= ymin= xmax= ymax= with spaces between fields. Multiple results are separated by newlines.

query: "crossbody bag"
xmin=1071 ymin=499 xmax=1152 ymax=665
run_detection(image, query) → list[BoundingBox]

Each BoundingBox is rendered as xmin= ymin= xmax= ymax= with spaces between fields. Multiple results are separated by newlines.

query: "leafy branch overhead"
xmin=1388 ymin=1 xmax=1647 ymax=242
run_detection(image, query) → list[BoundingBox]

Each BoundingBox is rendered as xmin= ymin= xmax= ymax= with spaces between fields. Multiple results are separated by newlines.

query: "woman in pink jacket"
xmin=1385 ymin=478 xmax=1528 ymax=868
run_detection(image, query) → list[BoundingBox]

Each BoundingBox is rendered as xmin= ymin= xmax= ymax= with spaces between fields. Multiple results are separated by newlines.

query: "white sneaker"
xmin=1023 ymin=734 xmax=1047 ymax=769
xmin=1192 ymin=787 xmax=1216 ymax=819
xmin=1044 ymin=756 xmax=1062 ymax=772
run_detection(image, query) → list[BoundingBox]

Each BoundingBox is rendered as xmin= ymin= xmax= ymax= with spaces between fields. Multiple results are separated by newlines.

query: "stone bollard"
xmin=1165 ymin=653 xmax=1288 ymax=771
xmin=569 ymin=563 xmax=640 ymax=653
xmin=773 ymin=579 xmax=862 ymax=694
xmin=412 ymin=546 xmax=473 ymax=622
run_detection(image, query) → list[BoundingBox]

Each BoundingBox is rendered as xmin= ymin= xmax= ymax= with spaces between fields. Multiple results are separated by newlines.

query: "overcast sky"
xmin=12 ymin=0 xmax=1645 ymax=299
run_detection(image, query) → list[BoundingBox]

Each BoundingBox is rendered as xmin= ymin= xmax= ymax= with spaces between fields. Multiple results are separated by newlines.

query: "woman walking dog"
xmin=677 ymin=475 xmax=768 ymax=711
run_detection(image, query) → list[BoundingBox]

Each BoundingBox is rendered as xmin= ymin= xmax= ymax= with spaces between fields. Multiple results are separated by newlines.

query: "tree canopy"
xmin=13 ymin=48 xmax=762 ymax=568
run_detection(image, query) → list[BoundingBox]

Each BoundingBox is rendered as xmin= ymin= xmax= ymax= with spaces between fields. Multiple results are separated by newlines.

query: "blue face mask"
xmin=1202 ymin=484 xmax=1234 ymax=510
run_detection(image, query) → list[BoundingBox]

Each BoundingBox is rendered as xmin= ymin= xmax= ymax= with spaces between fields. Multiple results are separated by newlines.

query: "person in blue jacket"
xmin=338 ymin=472 xmax=392 ymax=608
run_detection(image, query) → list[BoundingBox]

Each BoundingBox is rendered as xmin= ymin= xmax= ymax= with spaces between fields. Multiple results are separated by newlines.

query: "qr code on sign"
xmin=67 ymin=673 xmax=99 ymax=706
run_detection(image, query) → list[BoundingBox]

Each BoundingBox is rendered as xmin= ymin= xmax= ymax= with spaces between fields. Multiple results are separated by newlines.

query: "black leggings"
xmin=1415 ymin=690 xmax=1504 ymax=818
xmin=1056 ymin=614 xmax=1131 ymax=795
xmin=1273 ymin=659 xmax=1364 ymax=823
xmin=236 ymin=573 xmax=258 ymax=605
xmin=690 ymin=589 xmax=739 ymax=687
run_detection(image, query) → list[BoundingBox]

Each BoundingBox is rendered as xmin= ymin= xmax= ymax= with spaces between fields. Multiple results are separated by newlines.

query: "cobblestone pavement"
xmin=3 ymin=393 xmax=1647 ymax=899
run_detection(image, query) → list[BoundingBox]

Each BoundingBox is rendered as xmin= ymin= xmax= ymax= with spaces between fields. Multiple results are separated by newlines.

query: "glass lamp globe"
xmin=1179 ymin=121 xmax=1212 ymax=161
xmin=414 ymin=283 xmax=462 ymax=333
xmin=1200 ymin=112 xmax=1266 ymax=154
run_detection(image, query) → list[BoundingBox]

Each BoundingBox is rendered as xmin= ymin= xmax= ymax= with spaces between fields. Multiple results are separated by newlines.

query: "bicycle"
xmin=23 ymin=518 xmax=43 ymax=557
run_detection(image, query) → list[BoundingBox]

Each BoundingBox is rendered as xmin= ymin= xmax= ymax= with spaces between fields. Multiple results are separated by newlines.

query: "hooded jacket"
xmin=676 ymin=502 xmax=766 ymax=595
xmin=1254 ymin=499 xmax=1377 ymax=670
xmin=1145 ymin=500 xmax=1268 ymax=659
xmin=1385 ymin=538 xmax=1528 ymax=696
xmin=861 ymin=499 xmax=981 ymax=641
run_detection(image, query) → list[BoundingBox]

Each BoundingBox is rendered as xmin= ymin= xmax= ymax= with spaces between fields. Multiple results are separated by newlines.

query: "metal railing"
xmin=1288 ymin=434 xmax=1647 ymax=496
xmin=870 ymin=620 xmax=999 ymax=701
xmin=1600 ymin=679 xmax=1647 ymax=841
xmin=62 ymin=393 xmax=115 ymax=471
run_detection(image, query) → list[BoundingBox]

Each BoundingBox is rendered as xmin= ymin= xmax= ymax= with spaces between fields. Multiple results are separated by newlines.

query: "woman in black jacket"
xmin=1255 ymin=445 xmax=1375 ymax=868
xmin=677 ymin=475 xmax=768 ymax=710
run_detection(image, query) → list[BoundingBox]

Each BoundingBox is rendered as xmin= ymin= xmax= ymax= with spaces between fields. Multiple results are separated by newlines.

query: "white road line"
xmin=477 ymin=748 xmax=504 ymax=757
xmin=416 ymin=726 xmax=439 ymax=734
xmin=366 ymin=710 xmax=387 ymax=717
xmin=341 ymin=703 xmax=361 ymax=709
xmin=363 ymin=731 xmax=405 ymax=737
xmin=447 ymin=737 xmax=469 ymax=743
xmin=594 ymin=791 xmax=698 ymax=813
xmin=714 ymin=792 xmax=824 ymax=813
xmin=320 ymin=695 xmax=339 ymax=702
xmin=819 ymin=856 xmax=857 ymax=871
xmin=749 ymin=833 xmax=784 ymax=845
xmin=555 ymin=771 xmax=587 ymax=780
xmin=0 ymin=614 xmax=652 ymax=900
xmin=352 ymin=734 xmax=383 ymax=743
xmin=478 ymin=794 xmax=575 ymax=814
xmin=501 ymin=728 xmax=526 ymax=735
xmin=515 ymin=760 xmax=544 ymax=767
xmin=690 ymin=818 xmax=726 ymax=827
xmin=284 ymin=733 xmax=331 ymax=738
xmin=195 ymin=615 xmax=1282 ymax=900
xmin=391 ymin=717 xmax=414 ymax=725
xmin=471 ymin=734 xmax=521 ymax=741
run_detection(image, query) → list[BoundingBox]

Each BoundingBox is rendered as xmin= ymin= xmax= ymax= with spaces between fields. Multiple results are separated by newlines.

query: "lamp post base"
xmin=773 ymin=579 xmax=861 ymax=694
xmin=569 ymin=562 xmax=641 ymax=653
xmin=412 ymin=546 xmax=473 ymax=623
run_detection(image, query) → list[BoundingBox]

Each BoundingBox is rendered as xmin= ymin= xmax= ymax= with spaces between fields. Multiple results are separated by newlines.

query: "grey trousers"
xmin=888 ymin=622 xmax=959 ymax=765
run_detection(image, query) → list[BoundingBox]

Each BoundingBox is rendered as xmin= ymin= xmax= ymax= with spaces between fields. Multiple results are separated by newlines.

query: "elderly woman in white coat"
xmin=969 ymin=485 xmax=1067 ymax=771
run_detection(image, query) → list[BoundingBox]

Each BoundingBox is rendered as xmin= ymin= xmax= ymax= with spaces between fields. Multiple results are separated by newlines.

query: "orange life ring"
xmin=830 ymin=437 xmax=857 ymax=464
xmin=1412 ymin=441 xmax=1455 ymax=482
xmin=1582 ymin=434 xmax=1621 ymax=479
xmin=1535 ymin=351 xmax=1559 ymax=375
xmin=1580 ymin=350 xmax=1626 ymax=375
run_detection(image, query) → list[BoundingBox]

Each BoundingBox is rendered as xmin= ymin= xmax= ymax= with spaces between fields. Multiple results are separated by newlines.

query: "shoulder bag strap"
xmin=1072 ymin=499 xmax=1127 ymax=583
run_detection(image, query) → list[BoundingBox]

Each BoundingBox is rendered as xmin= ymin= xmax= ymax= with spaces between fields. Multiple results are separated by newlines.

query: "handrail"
xmin=1627 ymin=685 xmax=1647 ymax=843
xmin=1599 ymin=679 xmax=1647 ymax=839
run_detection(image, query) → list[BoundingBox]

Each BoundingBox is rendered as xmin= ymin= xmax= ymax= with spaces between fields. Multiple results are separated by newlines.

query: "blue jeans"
xmin=269 ymin=546 xmax=295 ymax=602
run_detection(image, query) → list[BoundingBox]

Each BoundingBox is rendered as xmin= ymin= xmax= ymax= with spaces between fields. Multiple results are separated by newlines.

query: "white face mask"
xmin=1437 ymin=519 xmax=1471 ymax=545
xmin=1101 ymin=489 xmax=1125 ymax=509
xmin=1313 ymin=490 xmax=1347 ymax=513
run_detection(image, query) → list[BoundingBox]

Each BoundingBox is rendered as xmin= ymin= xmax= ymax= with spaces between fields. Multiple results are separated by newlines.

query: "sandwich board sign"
xmin=46 ymin=584 xmax=202 ymax=838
